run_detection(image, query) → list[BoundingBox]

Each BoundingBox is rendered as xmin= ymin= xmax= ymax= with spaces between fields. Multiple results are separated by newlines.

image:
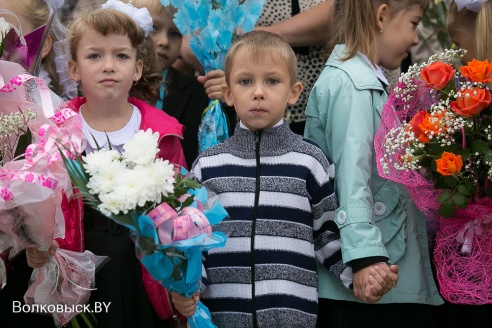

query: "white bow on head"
xmin=455 ymin=0 xmax=488 ymax=12
xmin=101 ymin=0 xmax=153 ymax=37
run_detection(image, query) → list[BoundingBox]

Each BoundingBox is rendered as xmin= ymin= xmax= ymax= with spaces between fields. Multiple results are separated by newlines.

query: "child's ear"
xmin=222 ymin=83 xmax=234 ymax=107
xmin=287 ymin=82 xmax=303 ymax=106
xmin=134 ymin=59 xmax=143 ymax=82
xmin=41 ymin=35 xmax=53 ymax=59
xmin=67 ymin=60 xmax=79 ymax=82
xmin=375 ymin=3 xmax=388 ymax=32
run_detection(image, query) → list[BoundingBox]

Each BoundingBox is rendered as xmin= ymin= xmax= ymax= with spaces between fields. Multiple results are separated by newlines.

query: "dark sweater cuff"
xmin=350 ymin=256 xmax=388 ymax=273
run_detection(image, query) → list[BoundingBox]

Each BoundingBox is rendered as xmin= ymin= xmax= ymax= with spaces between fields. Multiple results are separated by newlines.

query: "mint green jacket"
xmin=304 ymin=45 xmax=443 ymax=305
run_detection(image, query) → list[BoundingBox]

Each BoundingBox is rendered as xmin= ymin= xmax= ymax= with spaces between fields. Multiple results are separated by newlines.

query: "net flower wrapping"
xmin=0 ymin=60 xmax=105 ymax=327
xmin=159 ymin=0 xmax=265 ymax=153
xmin=374 ymin=49 xmax=492 ymax=304
xmin=62 ymin=129 xmax=228 ymax=328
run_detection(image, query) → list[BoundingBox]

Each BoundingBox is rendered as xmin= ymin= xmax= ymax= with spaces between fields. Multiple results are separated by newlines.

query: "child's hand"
xmin=26 ymin=240 xmax=58 ymax=268
xmin=197 ymin=70 xmax=226 ymax=102
xmin=171 ymin=290 xmax=200 ymax=317
xmin=368 ymin=264 xmax=399 ymax=298
xmin=353 ymin=262 xmax=397 ymax=303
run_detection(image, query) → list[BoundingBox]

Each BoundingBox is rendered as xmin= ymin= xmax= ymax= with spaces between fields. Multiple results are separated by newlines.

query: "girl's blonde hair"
xmin=329 ymin=0 xmax=430 ymax=63
xmin=224 ymin=30 xmax=298 ymax=85
xmin=67 ymin=8 xmax=161 ymax=103
xmin=6 ymin=0 xmax=62 ymax=95
xmin=448 ymin=1 xmax=492 ymax=62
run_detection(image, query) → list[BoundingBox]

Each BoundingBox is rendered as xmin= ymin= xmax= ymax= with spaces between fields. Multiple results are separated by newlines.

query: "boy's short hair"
xmin=224 ymin=30 xmax=298 ymax=85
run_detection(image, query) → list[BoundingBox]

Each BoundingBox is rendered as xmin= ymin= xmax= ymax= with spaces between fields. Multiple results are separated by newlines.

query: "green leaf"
xmin=471 ymin=139 xmax=490 ymax=154
xmin=138 ymin=235 xmax=156 ymax=255
xmin=457 ymin=148 xmax=471 ymax=161
xmin=463 ymin=179 xmax=477 ymax=194
xmin=484 ymin=150 xmax=492 ymax=164
xmin=181 ymin=195 xmax=195 ymax=208
xmin=452 ymin=192 xmax=469 ymax=209
xmin=457 ymin=184 xmax=473 ymax=197
xmin=443 ymin=175 xmax=459 ymax=188
xmin=436 ymin=190 xmax=452 ymax=203
xmin=13 ymin=128 xmax=32 ymax=158
xmin=439 ymin=200 xmax=456 ymax=218
xmin=113 ymin=213 xmax=135 ymax=227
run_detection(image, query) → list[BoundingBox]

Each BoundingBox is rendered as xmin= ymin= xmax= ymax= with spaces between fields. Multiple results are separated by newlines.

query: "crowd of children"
xmin=1 ymin=0 xmax=492 ymax=327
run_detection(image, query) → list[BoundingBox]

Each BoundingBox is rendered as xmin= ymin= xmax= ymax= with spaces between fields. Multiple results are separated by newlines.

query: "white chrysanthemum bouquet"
xmin=82 ymin=129 xmax=176 ymax=217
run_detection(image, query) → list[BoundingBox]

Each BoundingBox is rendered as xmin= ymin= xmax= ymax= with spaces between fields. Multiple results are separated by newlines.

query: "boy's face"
xmin=222 ymin=50 xmax=302 ymax=131
xmin=148 ymin=7 xmax=182 ymax=71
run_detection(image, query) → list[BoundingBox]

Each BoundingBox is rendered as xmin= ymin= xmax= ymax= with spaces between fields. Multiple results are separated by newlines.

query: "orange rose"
xmin=420 ymin=62 xmax=456 ymax=90
xmin=435 ymin=152 xmax=463 ymax=176
xmin=449 ymin=87 xmax=491 ymax=118
xmin=407 ymin=110 xmax=427 ymax=139
xmin=460 ymin=59 xmax=492 ymax=83
xmin=417 ymin=110 xmax=447 ymax=143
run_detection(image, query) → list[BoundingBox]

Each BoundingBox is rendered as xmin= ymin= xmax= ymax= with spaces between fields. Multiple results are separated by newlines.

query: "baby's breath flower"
xmin=0 ymin=110 xmax=38 ymax=166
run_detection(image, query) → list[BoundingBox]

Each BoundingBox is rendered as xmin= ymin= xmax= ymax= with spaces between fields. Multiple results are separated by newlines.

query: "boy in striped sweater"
xmin=172 ymin=30 xmax=395 ymax=328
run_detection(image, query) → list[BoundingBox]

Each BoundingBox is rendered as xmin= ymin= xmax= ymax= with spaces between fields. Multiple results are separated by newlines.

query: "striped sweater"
xmin=192 ymin=122 xmax=348 ymax=328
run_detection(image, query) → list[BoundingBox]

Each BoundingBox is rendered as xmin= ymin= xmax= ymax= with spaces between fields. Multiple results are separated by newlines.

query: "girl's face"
xmin=148 ymin=7 xmax=182 ymax=71
xmin=447 ymin=14 xmax=476 ymax=64
xmin=375 ymin=4 xmax=423 ymax=70
xmin=68 ymin=29 xmax=143 ymax=104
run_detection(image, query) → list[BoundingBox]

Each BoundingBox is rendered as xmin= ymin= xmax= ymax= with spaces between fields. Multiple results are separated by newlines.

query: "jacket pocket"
xmin=372 ymin=180 xmax=407 ymax=263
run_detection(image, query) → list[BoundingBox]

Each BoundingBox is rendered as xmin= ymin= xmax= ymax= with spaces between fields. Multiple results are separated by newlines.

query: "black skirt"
xmin=84 ymin=205 xmax=167 ymax=328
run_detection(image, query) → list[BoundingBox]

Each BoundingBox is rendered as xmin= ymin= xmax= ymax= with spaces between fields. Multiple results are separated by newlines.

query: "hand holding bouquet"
xmin=375 ymin=49 xmax=492 ymax=304
xmin=63 ymin=129 xmax=228 ymax=327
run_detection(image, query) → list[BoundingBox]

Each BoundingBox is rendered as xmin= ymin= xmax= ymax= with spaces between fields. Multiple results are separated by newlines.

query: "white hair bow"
xmin=455 ymin=0 xmax=487 ymax=12
xmin=101 ymin=0 xmax=153 ymax=37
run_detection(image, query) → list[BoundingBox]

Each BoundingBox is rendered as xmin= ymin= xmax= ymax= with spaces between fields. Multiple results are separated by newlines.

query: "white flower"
xmin=83 ymin=149 xmax=121 ymax=175
xmin=0 ymin=17 xmax=10 ymax=36
xmin=86 ymin=160 xmax=126 ymax=195
xmin=122 ymin=129 xmax=160 ymax=166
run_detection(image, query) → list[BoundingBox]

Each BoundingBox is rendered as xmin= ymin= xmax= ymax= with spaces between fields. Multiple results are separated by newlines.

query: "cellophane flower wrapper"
xmin=62 ymin=132 xmax=229 ymax=327
xmin=160 ymin=0 xmax=265 ymax=153
xmin=0 ymin=60 xmax=105 ymax=326
xmin=130 ymin=185 xmax=228 ymax=328
xmin=374 ymin=50 xmax=492 ymax=304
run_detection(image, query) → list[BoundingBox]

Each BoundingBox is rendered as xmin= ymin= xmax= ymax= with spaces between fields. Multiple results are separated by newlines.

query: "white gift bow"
xmin=456 ymin=218 xmax=492 ymax=253
xmin=455 ymin=0 xmax=487 ymax=12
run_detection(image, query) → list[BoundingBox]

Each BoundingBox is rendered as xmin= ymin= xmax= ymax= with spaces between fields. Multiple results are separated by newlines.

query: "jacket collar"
xmin=224 ymin=121 xmax=302 ymax=158
xmin=327 ymin=44 xmax=385 ymax=92
xmin=67 ymin=96 xmax=184 ymax=138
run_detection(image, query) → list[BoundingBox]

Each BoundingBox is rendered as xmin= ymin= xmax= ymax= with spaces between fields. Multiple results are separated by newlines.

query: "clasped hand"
xmin=353 ymin=262 xmax=399 ymax=303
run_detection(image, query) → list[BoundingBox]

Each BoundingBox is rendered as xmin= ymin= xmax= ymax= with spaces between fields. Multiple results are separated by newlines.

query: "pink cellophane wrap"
xmin=433 ymin=199 xmax=492 ymax=305
xmin=374 ymin=79 xmax=441 ymax=215
xmin=24 ymin=249 xmax=107 ymax=327
xmin=375 ymin=79 xmax=492 ymax=305
xmin=0 ymin=61 xmax=103 ymax=326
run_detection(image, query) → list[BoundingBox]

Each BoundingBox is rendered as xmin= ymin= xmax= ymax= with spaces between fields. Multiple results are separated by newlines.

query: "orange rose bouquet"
xmin=377 ymin=49 xmax=492 ymax=218
xmin=375 ymin=49 xmax=492 ymax=305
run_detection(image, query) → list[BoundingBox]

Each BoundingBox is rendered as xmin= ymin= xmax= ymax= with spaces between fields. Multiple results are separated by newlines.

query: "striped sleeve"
xmin=308 ymin=157 xmax=353 ymax=289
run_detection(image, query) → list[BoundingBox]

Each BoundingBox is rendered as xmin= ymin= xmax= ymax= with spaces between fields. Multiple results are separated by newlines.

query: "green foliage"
xmin=421 ymin=1 xmax=452 ymax=50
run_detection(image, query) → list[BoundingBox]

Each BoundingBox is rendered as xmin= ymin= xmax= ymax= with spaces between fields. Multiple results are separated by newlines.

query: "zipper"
xmin=251 ymin=131 xmax=262 ymax=328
